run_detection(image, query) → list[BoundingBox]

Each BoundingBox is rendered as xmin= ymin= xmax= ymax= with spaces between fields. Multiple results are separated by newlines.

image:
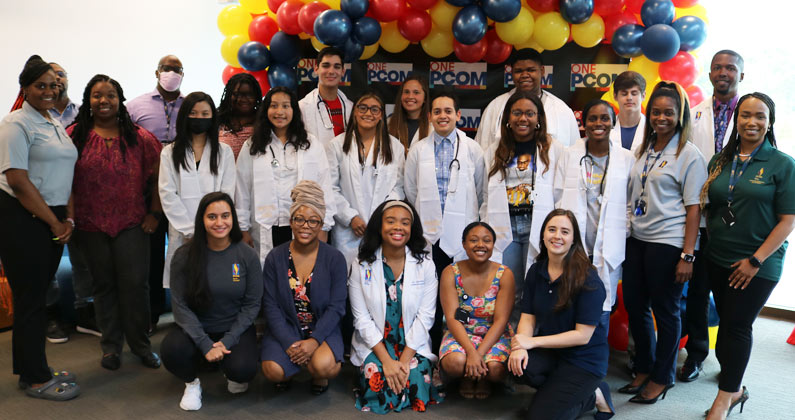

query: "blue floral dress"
xmin=355 ymin=263 xmax=445 ymax=413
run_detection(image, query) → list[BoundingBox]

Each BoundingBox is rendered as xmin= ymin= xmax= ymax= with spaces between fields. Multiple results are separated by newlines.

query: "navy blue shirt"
xmin=520 ymin=260 xmax=608 ymax=377
xmin=620 ymin=125 xmax=638 ymax=150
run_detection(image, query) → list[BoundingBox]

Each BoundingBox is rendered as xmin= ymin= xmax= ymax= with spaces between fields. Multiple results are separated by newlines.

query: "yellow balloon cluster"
xmin=533 ymin=12 xmax=570 ymax=51
xmin=495 ymin=8 xmax=534 ymax=45
xmin=217 ymin=5 xmax=253 ymax=37
xmin=380 ymin=22 xmax=410 ymax=54
xmin=571 ymin=15 xmax=604 ymax=48
xmin=239 ymin=0 xmax=271 ymax=14
xmin=421 ymin=25 xmax=455 ymax=58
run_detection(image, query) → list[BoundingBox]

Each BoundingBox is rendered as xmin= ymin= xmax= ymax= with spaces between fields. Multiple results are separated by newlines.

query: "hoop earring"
xmin=536 ymin=123 xmax=541 ymax=129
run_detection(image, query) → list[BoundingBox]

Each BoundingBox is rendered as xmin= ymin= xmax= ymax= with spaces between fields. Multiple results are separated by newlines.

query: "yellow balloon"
xmin=310 ymin=36 xmax=328 ymax=52
xmin=239 ymin=0 xmax=270 ymax=14
xmin=675 ymin=5 xmax=709 ymax=23
xmin=515 ymin=36 xmax=544 ymax=53
xmin=628 ymin=56 xmax=660 ymax=87
xmin=421 ymin=24 xmax=454 ymax=58
xmin=360 ymin=42 xmax=379 ymax=60
xmin=217 ymin=5 xmax=253 ymax=37
xmin=495 ymin=8 xmax=534 ymax=46
xmin=299 ymin=32 xmax=310 ymax=40
xmin=429 ymin=1 xmax=461 ymax=30
xmin=533 ymin=12 xmax=569 ymax=51
xmin=571 ymin=14 xmax=604 ymax=48
xmin=642 ymin=77 xmax=662 ymax=110
xmin=525 ymin=6 xmax=543 ymax=19
xmin=319 ymin=0 xmax=341 ymax=9
xmin=380 ymin=22 xmax=410 ymax=53
xmin=220 ymin=34 xmax=250 ymax=68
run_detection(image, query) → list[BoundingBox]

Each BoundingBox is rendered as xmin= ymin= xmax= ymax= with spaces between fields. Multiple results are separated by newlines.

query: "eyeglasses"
xmin=54 ymin=71 xmax=67 ymax=78
xmin=231 ymin=91 xmax=257 ymax=99
xmin=510 ymin=110 xmax=537 ymax=119
xmin=158 ymin=65 xmax=183 ymax=74
xmin=356 ymin=104 xmax=382 ymax=115
xmin=291 ymin=216 xmax=322 ymax=228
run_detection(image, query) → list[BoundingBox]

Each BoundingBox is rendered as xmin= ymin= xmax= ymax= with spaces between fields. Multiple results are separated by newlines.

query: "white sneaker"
xmin=180 ymin=378 xmax=202 ymax=411
xmin=227 ymin=379 xmax=249 ymax=394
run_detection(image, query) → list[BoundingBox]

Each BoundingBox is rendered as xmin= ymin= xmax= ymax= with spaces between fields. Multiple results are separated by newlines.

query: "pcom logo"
xmin=570 ymin=64 xmax=627 ymax=91
xmin=367 ymin=63 xmax=413 ymax=85
xmin=297 ymin=58 xmax=352 ymax=86
xmin=504 ymin=65 xmax=554 ymax=89
xmin=430 ymin=62 xmax=487 ymax=89
xmin=456 ymin=108 xmax=482 ymax=133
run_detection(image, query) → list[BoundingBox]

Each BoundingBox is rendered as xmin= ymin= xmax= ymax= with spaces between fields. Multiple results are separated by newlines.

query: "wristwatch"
xmin=749 ymin=255 xmax=762 ymax=268
xmin=680 ymin=252 xmax=696 ymax=263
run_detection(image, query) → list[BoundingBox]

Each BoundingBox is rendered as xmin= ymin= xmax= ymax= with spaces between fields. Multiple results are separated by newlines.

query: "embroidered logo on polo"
xmin=232 ymin=263 xmax=240 ymax=282
xmin=659 ymin=161 xmax=668 ymax=168
xmin=750 ymin=168 xmax=766 ymax=185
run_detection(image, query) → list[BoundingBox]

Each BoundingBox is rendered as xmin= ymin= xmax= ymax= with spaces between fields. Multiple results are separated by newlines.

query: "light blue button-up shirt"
xmin=433 ymin=131 xmax=455 ymax=213
xmin=48 ymin=100 xmax=79 ymax=127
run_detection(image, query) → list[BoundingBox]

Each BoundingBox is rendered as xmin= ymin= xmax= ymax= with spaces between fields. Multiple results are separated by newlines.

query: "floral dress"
xmin=288 ymin=251 xmax=313 ymax=339
xmin=355 ymin=263 xmax=445 ymax=413
xmin=439 ymin=263 xmax=514 ymax=363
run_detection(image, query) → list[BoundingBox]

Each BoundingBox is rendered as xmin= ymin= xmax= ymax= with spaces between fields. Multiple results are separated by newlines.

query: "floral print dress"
xmin=439 ymin=263 xmax=513 ymax=363
xmin=355 ymin=263 xmax=444 ymax=413
xmin=288 ymin=251 xmax=313 ymax=339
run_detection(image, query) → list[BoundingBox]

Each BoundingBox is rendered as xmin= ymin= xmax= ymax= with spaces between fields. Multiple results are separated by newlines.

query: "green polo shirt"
xmin=705 ymin=141 xmax=795 ymax=281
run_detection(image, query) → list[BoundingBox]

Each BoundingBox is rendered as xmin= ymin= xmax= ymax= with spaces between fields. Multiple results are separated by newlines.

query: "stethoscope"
xmin=447 ymin=132 xmax=461 ymax=193
xmin=316 ymin=94 xmax=347 ymax=130
xmin=269 ymin=143 xmax=296 ymax=170
xmin=579 ymin=141 xmax=610 ymax=197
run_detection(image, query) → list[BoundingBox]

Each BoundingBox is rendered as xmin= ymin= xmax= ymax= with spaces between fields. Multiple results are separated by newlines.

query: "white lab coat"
xmin=159 ymin=142 xmax=236 ymax=287
xmin=609 ymin=113 xmax=646 ymax=153
xmin=690 ymin=97 xmax=731 ymax=162
xmin=555 ymin=139 xmax=635 ymax=310
xmin=482 ymin=138 xmax=563 ymax=268
xmin=235 ymin=134 xmax=335 ymax=266
xmin=327 ymin=133 xmax=406 ymax=266
xmin=404 ymin=129 xmax=486 ymax=260
xmin=298 ymin=88 xmax=354 ymax=147
xmin=474 ymin=89 xmax=581 ymax=150
xmin=348 ymin=247 xmax=438 ymax=366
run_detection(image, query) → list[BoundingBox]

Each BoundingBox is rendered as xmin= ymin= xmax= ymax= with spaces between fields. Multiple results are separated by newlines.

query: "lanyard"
xmin=727 ymin=144 xmax=762 ymax=205
xmin=639 ymin=144 xmax=662 ymax=197
xmin=162 ymin=100 xmax=174 ymax=141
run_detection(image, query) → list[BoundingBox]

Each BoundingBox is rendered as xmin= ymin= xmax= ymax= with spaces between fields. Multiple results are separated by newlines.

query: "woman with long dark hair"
xmin=0 ymin=55 xmax=79 ymax=400
xmin=508 ymin=209 xmax=614 ymax=419
xmin=161 ymin=192 xmax=262 ymax=411
xmin=700 ymin=93 xmax=795 ymax=419
xmin=236 ymin=87 xmax=335 ymax=265
xmin=387 ymin=74 xmax=430 ymax=150
xmin=328 ymin=91 xmax=404 ymax=266
xmin=217 ymin=73 xmax=261 ymax=159
xmin=68 ymin=74 xmax=163 ymax=371
xmin=159 ymin=92 xmax=236 ymax=288
xmin=349 ymin=200 xmax=444 ymax=413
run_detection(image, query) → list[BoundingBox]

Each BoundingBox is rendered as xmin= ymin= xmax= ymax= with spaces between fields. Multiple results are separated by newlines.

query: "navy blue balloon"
xmin=269 ymin=32 xmax=300 ymax=67
xmin=268 ymin=63 xmax=297 ymax=91
xmin=446 ymin=0 xmax=475 ymax=6
xmin=352 ymin=17 xmax=381 ymax=46
xmin=452 ymin=5 xmax=487 ymax=45
xmin=671 ymin=16 xmax=706 ymax=52
xmin=340 ymin=0 xmax=368 ymax=20
xmin=482 ymin=0 xmax=521 ymax=23
xmin=314 ymin=10 xmax=352 ymax=47
xmin=237 ymin=41 xmax=271 ymax=72
xmin=560 ymin=0 xmax=594 ymax=24
xmin=343 ymin=38 xmax=364 ymax=62
xmin=640 ymin=0 xmax=675 ymax=27
xmin=611 ymin=24 xmax=645 ymax=58
xmin=640 ymin=24 xmax=681 ymax=62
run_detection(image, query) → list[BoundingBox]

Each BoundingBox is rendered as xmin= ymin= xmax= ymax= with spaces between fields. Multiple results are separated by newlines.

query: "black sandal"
xmin=311 ymin=380 xmax=329 ymax=395
xmin=274 ymin=381 xmax=291 ymax=392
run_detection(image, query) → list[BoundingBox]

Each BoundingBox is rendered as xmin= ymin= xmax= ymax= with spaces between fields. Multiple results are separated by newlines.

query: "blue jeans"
xmin=504 ymin=213 xmax=531 ymax=328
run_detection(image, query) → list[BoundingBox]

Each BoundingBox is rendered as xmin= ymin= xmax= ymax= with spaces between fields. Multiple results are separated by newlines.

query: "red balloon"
xmin=398 ymin=8 xmax=432 ymax=42
xmin=370 ymin=0 xmax=406 ymax=22
xmin=624 ymin=0 xmax=644 ymax=14
xmin=408 ymin=0 xmax=437 ymax=10
xmin=483 ymin=29 xmax=512 ymax=64
xmin=249 ymin=69 xmax=271 ymax=94
xmin=603 ymin=11 xmax=639 ymax=44
xmin=686 ymin=85 xmax=704 ymax=106
xmin=249 ymin=15 xmax=280 ymax=45
xmin=594 ymin=0 xmax=625 ymax=16
xmin=454 ymin=38 xmax=487 ymax=63
xmin=298 ymin=2 xmax=330 ymax=36
xmin=222 ymin=65 xmax=246 ymax=85
xmin=277 ymin=0 xmax=304 ymax=35
xmin=526 ymin=0 xmax=558 ymax=12
xmin=268 ymin=0 xmax=288 ymax=15
xmin=673 ymin=0 xmax=699 ymax=7
xmin=608 ymin=317 xmax=629 ymax=351
xmin=678 ymin=334 xmax=689 ymax=350
xmin=659 ymin=51 xmax=697 ymax=87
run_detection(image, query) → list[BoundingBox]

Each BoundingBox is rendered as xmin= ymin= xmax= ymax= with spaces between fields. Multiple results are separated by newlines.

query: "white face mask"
xmin=158 ymin=71 xmax=182 ymax=92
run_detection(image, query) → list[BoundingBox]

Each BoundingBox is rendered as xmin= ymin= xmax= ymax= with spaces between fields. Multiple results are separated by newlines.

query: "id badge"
xmin=634 ymin=199 xmax=647 ymax=216
xmin=529 ymin=189 xmax=538 ymax=206
xmin=720 ymin=206 xmax=736 ymax=227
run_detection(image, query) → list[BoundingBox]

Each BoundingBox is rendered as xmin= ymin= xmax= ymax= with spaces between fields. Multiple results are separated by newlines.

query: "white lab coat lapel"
xmin=439 ymin=129 xmax=471 ymax=259
xmin=691 ymin=97 xmax=731 ymax=161
xmin=484 ymin=143 xmax=511 ymax=262
xmin=416 ymin=137 xmax=444 ymax=246
xmin=251 ymin=150 xmax=278 ymax=264
xmin=609 ymin=114 xmax=646 ymax=153
xmin=524 ymin=139 xmax=560 ymax=271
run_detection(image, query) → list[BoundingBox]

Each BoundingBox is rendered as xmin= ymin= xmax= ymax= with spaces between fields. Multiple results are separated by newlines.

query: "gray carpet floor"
xmin=1 ymin=316 xmax=794 ymax=419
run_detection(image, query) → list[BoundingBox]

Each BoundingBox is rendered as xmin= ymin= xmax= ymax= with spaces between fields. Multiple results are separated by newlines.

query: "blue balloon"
xmin=341 ymin=0 xmax=368 ymax=20
xmin=352 ymin=17 xmax=381 ymax=46
xmin=671 ymin=16 xmax=706 ymax=52
xmin=314 ymin=10 xmax=352 ymax=47
xmin=482 ymin=0 xmax=521 ymax=23
xmin=452 ymin=5 xmax=487 ymax=45
xmin=268 ymin=63 xmax=297 ymax=91
xmin=237 ymin=41 xmax=271 ymax=72
xmin=446 ymin=0 xmax=475 ymax=6
xmin=560 ymin=0 xmax=594 ymax=24
xmin=611 ymin=24 xmax=645 ymax=58
xmin=343 ymin=38 xmax=364 ymax=62
xmin=269 ymin=32 xmax=300 ymax=67
xmin=640 ymin=24 xmax=681 ymax=62
xmin=641 ymin=0 xmax=675 ymax=27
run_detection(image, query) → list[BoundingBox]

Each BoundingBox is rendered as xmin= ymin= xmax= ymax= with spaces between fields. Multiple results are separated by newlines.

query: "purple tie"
xmin=714 ymin=102 xmax=730 ymax=154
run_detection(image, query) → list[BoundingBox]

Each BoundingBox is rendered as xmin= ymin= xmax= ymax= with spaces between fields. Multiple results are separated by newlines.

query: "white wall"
xmin=0 ymin=0 xmax=227 ymax=108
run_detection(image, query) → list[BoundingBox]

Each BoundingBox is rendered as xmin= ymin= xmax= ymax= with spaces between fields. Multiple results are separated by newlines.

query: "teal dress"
xmin=355 ymin=264 xmax=444 ymax=413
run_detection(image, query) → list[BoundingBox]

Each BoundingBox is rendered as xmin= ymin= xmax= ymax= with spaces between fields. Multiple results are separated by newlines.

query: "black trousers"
xmin=78 ymin=226 xmax=152 ymax=356
xmin=0 ymin=191 xmax=65 ymax=384
xmin=707 ymin=259 xmax=777 ymax=392
xmin=430 ymin=241 xmax=453 ymax=354
xmin=521 ymin=349 xmax=600 ymax=420
xmin=622 ymin=237 xmax=684 ymax=385
xmin=683 ymin=228 xmax=710 ymax=363
xmin=161 ymin=325 xmax=259 ymax=383
xmin=148 ymin=216 xmax=167 ymax=324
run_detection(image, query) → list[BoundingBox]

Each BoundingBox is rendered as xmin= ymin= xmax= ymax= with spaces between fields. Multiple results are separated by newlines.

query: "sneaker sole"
xmin=76 ymin=326 xmax=102 ymax=337
xmin=46 ymin=337 xmax=69 ymax=344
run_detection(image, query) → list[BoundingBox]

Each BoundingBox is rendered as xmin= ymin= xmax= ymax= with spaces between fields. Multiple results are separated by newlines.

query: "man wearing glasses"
xmin=48 ymin=63 xmax=78 ymax=127
xmin=298 ymin=47 xmax=353 ymax=146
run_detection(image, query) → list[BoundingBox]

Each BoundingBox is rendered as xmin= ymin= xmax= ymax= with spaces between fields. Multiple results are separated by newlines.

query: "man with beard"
xmin=48 ymin=63 xmax=78 ymax=127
